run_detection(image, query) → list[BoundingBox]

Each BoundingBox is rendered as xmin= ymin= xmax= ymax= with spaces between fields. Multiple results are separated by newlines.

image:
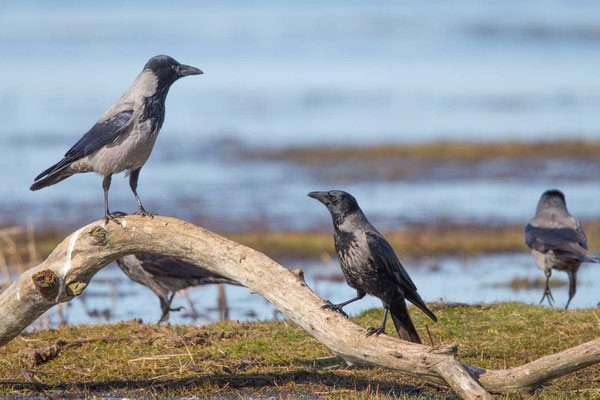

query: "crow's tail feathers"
xmin=584 ymin=256 xmax=600 ymax=263
xmin=390 ymin=297 xmax=421 ymax=344
xmin=30 ymin=162 xmax=74 ymax=191
xmin=405 ymin=290 xmax=438 ymax=322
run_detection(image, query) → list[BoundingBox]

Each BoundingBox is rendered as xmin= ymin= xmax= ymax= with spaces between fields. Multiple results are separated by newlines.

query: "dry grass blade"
xmin=128 ymin=354 xmax=190 ymax=363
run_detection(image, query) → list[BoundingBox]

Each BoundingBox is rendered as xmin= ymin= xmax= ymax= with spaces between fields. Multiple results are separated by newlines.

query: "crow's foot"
xmin=366 ymin=326 xmax=385 ymax=337
xmin=136 ymin=208 xmax=157 ymax=218
xmin=539 ymin=287 xmax=555 ymax=307
xmin=321 ymin=300 xmax=348 ymax=318
xmin=104 ymin=213 xmax=123 ymax=227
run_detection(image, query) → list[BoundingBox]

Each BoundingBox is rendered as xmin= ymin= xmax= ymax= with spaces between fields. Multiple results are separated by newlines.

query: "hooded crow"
xmin=117 ymin=253 xmax=241 ymax=324
xmin=30 ymin=55 xmax=203 ymax=225
xmin=526 ymin=189 xmax=599 ymax=309
xmin=308 ymin=190 xmax=436 ymax=343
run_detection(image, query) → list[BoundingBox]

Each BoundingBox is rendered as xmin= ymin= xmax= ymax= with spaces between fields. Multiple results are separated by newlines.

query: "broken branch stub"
xmin=0 ymin=216 xmax=598 ymax=399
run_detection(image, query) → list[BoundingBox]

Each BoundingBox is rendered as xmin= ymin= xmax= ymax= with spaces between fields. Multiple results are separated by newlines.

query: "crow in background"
xmin=308 ymin=190 xmax=436 ymax=343
xmin=117 ymin=253 xmax=242 ymax=324
xmin=526 ymin=189 xmax=599 ymax=309
xmin=30 ymin=55 xmax=202 ymax=225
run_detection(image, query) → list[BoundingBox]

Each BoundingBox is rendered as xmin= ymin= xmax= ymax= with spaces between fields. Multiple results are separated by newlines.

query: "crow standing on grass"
xmin=30 ymin=55 xmax=203 ymax=225
xmin=308 ymin=190 xmax=436 ymax=343
xmin=525 ymin=189 xmax=599 ymax=309
xmin=117 ymin=253 xmax=242 ymax=324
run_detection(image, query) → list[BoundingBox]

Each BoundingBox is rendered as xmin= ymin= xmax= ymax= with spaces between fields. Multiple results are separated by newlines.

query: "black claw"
xmin=105 ymin=212 xmax=123 ymax=227
xmin=540 ymin=287 xmax=554 ymax=307
xmin=136 ymin=208 xmax=157 ymax=218
xmin=366 ymin=326 xmax=385 ymax=337
xmin=321 ymin=300 xmax=348 ymax=318
xmin=169 ymin=306 xmax=185 ymax=312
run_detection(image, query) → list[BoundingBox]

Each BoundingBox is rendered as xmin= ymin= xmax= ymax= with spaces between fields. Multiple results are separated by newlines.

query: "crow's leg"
xmin=539 ymin=269 xmax=554 ymax=307
xmin=102 ymin=174 xmax=122 ymax=226
xmin=322 ymin=290 xmax=366 ymax=318
xmin=182 ymin=289 xmax=199 ymax=320
xmin=129 ymin=168 xmax=156 ymax=217
xmin=366 ymin=306 xmax=389 ymax=337
xmin=157 ymin=292 xmax=184 ymax=325
xmin=565 ymin=269 xmax=577 ymax=310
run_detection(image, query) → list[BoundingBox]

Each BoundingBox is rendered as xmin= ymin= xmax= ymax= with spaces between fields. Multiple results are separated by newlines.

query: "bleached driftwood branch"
xmin=0 ymin=216 xmax=598 ymax=399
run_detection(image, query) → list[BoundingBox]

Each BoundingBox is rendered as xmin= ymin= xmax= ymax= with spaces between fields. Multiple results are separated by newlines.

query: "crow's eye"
xmin=330 ymin=195 xmax=339 ymax=203
xmin=171 ymin=65 xmax=178 ymax=71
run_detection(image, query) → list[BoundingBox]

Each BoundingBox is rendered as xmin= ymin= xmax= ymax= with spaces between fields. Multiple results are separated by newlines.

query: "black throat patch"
xmin=141 ymin=86 xmax=169 ymax=133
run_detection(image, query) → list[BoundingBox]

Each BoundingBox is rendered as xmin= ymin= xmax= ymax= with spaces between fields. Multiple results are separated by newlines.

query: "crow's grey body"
xmin=30 ymin=55 xmax=202 ymax=224
xmin=309 ymin=190 xmax=436 ymax=343
xmin=117 ymin=253 xmax=241 ymax=324
xmin=525 ymin=189 xmax=599 ymax=309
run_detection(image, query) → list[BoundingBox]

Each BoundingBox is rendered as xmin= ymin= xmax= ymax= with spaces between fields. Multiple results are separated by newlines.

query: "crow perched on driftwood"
xmin=30 ymin=55 xmax=202 ymax=225
xmin=526 ymin=189 xmax=599 ymax=309
xmin=308 ymin=190 xmax=436 ymax=343
xmin=117 ymin=253 xmax=241 ymax=324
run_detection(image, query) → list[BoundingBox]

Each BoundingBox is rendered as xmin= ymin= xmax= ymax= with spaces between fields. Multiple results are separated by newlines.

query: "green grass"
xmin=1 ymin=303 xmax=598 ymax=398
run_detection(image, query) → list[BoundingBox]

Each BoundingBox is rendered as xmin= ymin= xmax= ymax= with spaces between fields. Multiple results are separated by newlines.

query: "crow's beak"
xmin=308 ymin=191 xmax=330 ymax=205
xmin=176 ymin=64 xmax=203 ymax=77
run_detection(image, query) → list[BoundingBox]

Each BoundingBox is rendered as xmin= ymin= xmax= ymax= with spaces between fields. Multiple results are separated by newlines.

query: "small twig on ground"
xmin=425 ymin=324 xmax=435 ymax=347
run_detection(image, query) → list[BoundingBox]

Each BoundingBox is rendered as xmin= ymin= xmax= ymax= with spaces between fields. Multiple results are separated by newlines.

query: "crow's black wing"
xmin=134 ymin=253 xmax=238 ymax=284
xmin=525 ymin=224 xmax=589 ymax=259
xmin=365 ymin=231 xmax=437 ymax=321
xmin=365 ymin=231 xmax=417 ymax=292
xmin=64 ymin=110 xmax=134 ymax=160
xmin=34 ymin=110 xmax=133 ymax=180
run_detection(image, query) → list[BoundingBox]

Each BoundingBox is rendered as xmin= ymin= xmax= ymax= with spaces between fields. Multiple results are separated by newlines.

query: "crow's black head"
xmin=144 ymin=55 xmax=203 ymax=86
xmin=536 ymin=189 xmax=567 ymax=214
xmin=308 ymin=190 xmax=360 ymax=216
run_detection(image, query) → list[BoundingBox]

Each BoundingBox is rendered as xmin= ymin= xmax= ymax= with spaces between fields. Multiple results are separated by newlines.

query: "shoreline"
xmin=4 ymin=219 xmax=600 ymax=266
xmin=247 ymin=139 xmax=600 ymax=163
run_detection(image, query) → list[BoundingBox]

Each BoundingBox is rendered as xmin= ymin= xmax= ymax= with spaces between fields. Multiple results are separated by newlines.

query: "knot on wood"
xmin=66 ymin=281 xmax=87 ymax=297
xmin=32 ymin=270 xmax=59 ymax=301
xmin=291 ymin=269 xmax=305 ymax=283
xmin=88 ymin=226 xmax=107 ymax=245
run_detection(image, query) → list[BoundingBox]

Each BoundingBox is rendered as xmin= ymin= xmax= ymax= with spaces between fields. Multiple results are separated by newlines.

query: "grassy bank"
xmin=250 ymin=140 xmax=600 ymax=163
xmin=0 ymin=303 xmax=598 ymax=398
xmin=3 ymin=220 xmax=600 ymax=268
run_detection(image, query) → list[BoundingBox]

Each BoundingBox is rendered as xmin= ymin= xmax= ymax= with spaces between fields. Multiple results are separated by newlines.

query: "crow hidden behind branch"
xmin=117 ymin=253 xmax=242 ymax=324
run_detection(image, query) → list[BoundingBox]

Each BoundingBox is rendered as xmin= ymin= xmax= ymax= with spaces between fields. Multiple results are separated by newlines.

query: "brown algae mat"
xmin=5 ymin=220 xmax=600 ymax=267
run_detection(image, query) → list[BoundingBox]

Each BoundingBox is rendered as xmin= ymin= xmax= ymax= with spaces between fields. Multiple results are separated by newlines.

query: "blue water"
xmin=0 ymin=1 xmax=599 ymax=228
xmin=37 ymin=253 xmax=600 ymax=327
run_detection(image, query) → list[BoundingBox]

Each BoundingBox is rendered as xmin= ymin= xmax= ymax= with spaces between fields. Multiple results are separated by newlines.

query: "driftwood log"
xmin=0 ymin=216 xmax=599 ymax=399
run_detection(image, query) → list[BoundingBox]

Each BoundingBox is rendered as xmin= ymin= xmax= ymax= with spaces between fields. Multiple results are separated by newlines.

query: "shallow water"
xmin=1 ymin=1 xmax=600 ymax=228
xmin=38 ymin=253 xmax=599 ymax=328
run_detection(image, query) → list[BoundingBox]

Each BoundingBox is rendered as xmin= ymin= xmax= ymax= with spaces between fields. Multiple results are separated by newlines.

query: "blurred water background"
xmin=0 ymin=0 xmax=600 ymax=324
